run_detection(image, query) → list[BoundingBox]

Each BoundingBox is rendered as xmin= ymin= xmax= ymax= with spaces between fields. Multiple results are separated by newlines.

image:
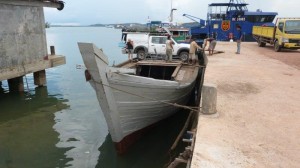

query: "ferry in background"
xmin=185 ymin=0 xmax=278 ymax=42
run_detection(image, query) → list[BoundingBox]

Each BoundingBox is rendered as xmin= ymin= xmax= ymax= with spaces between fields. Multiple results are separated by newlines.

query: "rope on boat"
xmin=170 ymin=111 xmax=193 ymax=151
xmin=93 ymin=81 xmax=201 ymax=113
xmin=22 ymin=62 xmax=30 ymax=93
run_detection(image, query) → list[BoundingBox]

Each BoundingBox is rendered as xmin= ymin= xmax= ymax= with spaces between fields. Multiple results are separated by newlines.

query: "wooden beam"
xmin=0 ymin=0 xmax=62 ymax=9
xmin=137 ymin=61 xmax=181 ymax=67
xmin=171 ymin=64 xmax=182 ymax=79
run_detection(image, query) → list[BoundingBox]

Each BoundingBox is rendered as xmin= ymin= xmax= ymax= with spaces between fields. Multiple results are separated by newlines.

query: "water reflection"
xmin=45 ymin=27 xmax=112 ymax=168
xmin=0 ymin=27 xmax=189 ymax=168
xmin=0 ymin=86 xmax=71 ymax=168
xmin=53 ymin=96 xmax=108 ymax=168
xmin=96 ymin=111 xmax=189 ymax=168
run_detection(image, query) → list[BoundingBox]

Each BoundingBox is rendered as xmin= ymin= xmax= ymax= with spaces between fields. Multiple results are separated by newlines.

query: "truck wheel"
xmin=258 ymin=39 xmax=266 ymax=47
xmin=179 ymin=51 xmax=189 ymax=61
xmin=274 ymin=41 xmax=281 ymax=52
xmin=137 ymin=49 xmax=145 ymax=60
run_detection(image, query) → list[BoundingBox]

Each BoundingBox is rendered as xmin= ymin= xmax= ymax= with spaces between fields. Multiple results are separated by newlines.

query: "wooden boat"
xmin=78 ymin=43 xmax=200 ymax=154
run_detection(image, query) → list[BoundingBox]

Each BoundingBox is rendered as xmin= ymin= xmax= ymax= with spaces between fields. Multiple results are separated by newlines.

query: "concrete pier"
xmin=0 ymin=53 xmax=65 ymax=80
xmin=0 ymin=1 xmax=65 ymax=91
xmin=191 ymin=42 xmax=300 ymax=167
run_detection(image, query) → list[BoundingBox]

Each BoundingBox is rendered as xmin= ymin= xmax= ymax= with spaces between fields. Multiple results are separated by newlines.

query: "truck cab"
xmin=123 ymin=32 xmax=190 ymax=61
xmin=274 ymin=18 xmax=300 ymax=51
xmin=252 ymin=18 xmax=300 ymax=52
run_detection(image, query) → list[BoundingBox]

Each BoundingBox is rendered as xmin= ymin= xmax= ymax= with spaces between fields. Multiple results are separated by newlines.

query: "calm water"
xmin=0 ymin=27 xmax=187 ymax=168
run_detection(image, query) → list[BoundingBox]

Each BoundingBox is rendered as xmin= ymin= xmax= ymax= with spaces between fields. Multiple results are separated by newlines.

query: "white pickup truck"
xmin=122 ymin=32 xmax=190 ymax=61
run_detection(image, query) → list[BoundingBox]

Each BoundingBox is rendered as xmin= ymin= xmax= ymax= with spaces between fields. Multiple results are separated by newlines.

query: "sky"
xmin=44 ymin=0 xmax=300 ymax=25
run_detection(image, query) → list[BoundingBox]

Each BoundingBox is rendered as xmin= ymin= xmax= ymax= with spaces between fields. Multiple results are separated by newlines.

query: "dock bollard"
xmin=201 ymin=83 xmax=217 ymax=114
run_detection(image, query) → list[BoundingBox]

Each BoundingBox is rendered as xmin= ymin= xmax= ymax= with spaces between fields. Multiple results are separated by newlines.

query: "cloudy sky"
xmin=44 ymin=0 xmax=300 ymax=25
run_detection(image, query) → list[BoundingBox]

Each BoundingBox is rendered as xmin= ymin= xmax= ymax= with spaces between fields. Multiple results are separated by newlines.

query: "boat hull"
xmin=78 ymin=43 xmax=198 ymax=154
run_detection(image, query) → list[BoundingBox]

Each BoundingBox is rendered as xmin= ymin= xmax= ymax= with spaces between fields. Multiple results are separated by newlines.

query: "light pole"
xmin=169 ymin=0 xmax=177 ymax=24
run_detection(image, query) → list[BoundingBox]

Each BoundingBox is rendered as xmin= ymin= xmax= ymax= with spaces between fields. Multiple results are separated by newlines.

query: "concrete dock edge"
xmin=191 ymin=42 xmax=300 ymax=168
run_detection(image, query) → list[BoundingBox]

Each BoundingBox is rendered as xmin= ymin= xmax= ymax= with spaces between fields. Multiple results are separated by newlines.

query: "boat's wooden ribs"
xmin=171 ymin=64 xmax=183 ymax=80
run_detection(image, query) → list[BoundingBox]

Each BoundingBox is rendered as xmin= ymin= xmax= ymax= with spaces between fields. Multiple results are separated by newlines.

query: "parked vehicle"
xmin=252 ymin=18 xmax=300 ymax=52
xmin=122 ymin=32 xmax=190 ymax=61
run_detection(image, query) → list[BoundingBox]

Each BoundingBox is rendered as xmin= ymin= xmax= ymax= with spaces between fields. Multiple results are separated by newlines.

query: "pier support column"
xmin=8 ymin=77 xmax=24 ymax=92
xmin=34 ymin=70 xmax=46 ymax=86
xmin=0 ymin=81 xmax=3 ymax=91
xmin=201 ymin=83 xmax=217 ymax=114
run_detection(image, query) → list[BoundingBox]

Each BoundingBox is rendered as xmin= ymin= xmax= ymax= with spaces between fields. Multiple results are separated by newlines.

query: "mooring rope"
xmin=93 ymin=80 xmax=201 ymax=113
xmin=22 ymin=62 xmax=30 ymax=92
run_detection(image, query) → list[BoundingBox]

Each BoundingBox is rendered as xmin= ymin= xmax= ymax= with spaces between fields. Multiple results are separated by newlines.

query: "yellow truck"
xmin=252 ymin=18 xmax=300 ymax=52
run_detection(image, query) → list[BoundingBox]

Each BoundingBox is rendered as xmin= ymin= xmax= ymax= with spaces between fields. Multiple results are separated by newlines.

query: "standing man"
xmin=236 ymin=25 xmax=243 ymax=54
xmin=203 ymin=33 xmax=217 ymax=56
xmin=166 ymin=35 xmax=173 ymax=62
xmin=126 ymin=39 xmax=134 ymax=61
xmin=189 ymin=38 xmax=201 ymax=65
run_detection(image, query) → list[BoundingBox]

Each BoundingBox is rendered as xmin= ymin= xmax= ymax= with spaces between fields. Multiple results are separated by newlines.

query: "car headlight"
xmin=282 ymin=38 xmax=289 ymax=43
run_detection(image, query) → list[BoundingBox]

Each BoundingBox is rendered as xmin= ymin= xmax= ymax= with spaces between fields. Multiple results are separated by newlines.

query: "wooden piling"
xmin=50 ymin=46 xmax=55 ymax=55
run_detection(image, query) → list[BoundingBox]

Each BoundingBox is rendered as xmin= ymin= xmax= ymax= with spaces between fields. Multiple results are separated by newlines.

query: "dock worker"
xmin=121 ymin=27 xmax=127 ymax=42
xmin=203 ymin=33 xmax=217 ymax=56
xmin=236 ymin=25 xmax=243 ymax=54
xmin=126 ymin=39 xmax=134 ymax=61
xmin=166 ymin=35 xmax=174 ymax=62
xmin=189 ymin=38 xmax=201 ymax=65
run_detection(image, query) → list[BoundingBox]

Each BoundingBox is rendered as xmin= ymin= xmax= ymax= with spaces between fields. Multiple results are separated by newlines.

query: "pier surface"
xmin=191 ymin=42 xmax=300 ymax=167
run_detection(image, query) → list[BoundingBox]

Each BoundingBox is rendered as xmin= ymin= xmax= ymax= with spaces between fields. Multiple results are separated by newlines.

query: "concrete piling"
xmin=8 ymin=77 xmax=24 ymax=92
xmin=34 ymin=70 xmax=46 ymax=86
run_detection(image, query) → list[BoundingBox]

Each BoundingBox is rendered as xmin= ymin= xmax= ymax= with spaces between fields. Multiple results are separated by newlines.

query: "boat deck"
xmin=118 ymin=60 xmax=199 ymax=83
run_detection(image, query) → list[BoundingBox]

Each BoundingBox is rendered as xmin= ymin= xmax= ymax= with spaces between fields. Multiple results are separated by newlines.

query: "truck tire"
xmin=258 ymin=39 xmax=266 ymax=47
xmin=137 ymin=49 xmax=145 ymax=60
xmin=274 ymin=41 xmax=281 ymax=52
xmin=179 ymin=51 xmax=189 ymax=62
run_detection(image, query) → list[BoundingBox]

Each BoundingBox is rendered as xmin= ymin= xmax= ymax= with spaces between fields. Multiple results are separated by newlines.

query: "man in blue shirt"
xmin=236 ymin=25 xmax=243 ymax=54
